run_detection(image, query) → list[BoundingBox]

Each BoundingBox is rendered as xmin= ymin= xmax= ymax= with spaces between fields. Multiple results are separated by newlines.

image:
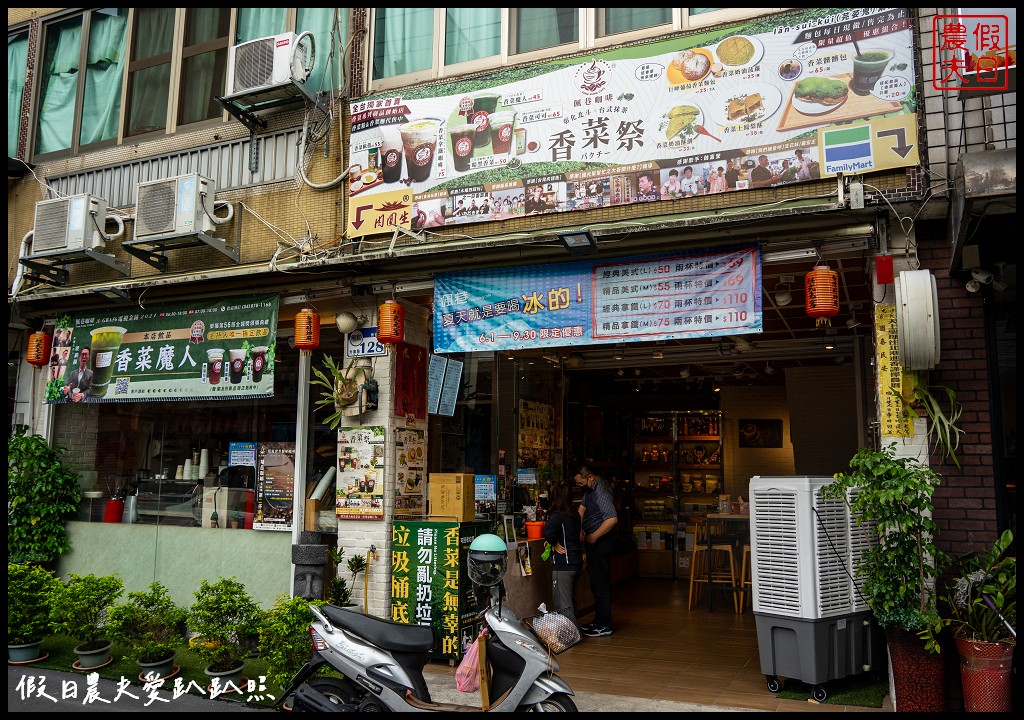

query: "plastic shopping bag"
xmin=455 ymin=635 xmax=481 ymax=693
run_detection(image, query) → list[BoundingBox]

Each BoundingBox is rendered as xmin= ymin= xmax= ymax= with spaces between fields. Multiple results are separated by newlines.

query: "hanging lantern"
xmin=805 ymin=262 xmax=840 ymax=327
xmin=294 ymin=308 xmax=321 ymax=350
xmin=26 ymin=331 xmax=53 ymax=368
xmin=377 ymin=300 xmax=405 ymax=344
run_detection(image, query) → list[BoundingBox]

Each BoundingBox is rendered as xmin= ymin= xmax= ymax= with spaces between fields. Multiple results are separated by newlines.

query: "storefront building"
xmin=7 ymin=5 xmax=1015 ymax=674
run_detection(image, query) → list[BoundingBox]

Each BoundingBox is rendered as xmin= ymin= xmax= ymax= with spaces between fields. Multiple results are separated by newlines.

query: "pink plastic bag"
xmin=455 ymin=636 xmax=481 ymax=693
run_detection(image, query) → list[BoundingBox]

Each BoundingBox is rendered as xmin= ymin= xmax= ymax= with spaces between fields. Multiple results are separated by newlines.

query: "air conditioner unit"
xmin=226 ymin=31 xmax=314 ymax=96
xmin=32 ymin=194 xmax=108 ymax=256
xmin=135 ymin=173 xmax=216 ymax=242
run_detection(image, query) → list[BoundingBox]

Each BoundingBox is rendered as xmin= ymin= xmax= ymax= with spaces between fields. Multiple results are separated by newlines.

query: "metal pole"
xmin=290 ymin=348 xmax=312 ymax=597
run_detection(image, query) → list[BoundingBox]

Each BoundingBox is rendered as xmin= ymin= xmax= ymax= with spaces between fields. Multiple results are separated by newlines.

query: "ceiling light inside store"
xmin=774 ymin=281 xmax=793 ymax=306
xmin=652 ymin=349 xmax=664 ymax=360
xmin=764 ymin=362 xmax=776 ymax=375
xmin=634 ymin=368 xmax=641 ymax=376
xmin=617 ymin=368 xmax=624 ymax=376
xmin=679 ymin=366 xmax=690 ymax=378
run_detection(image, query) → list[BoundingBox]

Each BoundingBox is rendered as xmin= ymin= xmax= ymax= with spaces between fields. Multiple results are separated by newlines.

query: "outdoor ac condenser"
xmin=749 ymin=476 xmax=882 ymax=702
xmin=31 ymin=193 xmax=109 ymax=256
xmin=134 ymin=173 xmax=216 ymax=242
xmin=225 ymin=32 xmax=313 ymax=97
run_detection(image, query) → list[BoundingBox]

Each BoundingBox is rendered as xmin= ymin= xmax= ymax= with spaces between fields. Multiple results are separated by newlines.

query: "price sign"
xmin=345 ymin=327 xmax=388 ymax=358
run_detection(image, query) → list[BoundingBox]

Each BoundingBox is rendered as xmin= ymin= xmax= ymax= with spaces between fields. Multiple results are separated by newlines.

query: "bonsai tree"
xmin=258 ymin=594 xmax=326 ymax=689
xmin=8 ymin=427 xmax=82 ymax=564
xmin=943 ymin=528 xmax=1016 ymax=645
xmin=49 ymin=573 xmax=124 ymax=651
xmin=107 ymin=581 xmax=187 ymax=664
xmin=187 ymin=577 xmax=264 ymax=673
xmin=327 ymin=547 xmax=367 ymax=607
xmin=820 ymin=443 xmax=950 ymax=652
xmin=8 ymin=563 xmax=60 ymax=647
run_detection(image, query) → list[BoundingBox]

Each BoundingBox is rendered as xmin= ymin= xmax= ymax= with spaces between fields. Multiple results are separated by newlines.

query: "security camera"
xmin=971 ymin=268 xmax=994 ymax=284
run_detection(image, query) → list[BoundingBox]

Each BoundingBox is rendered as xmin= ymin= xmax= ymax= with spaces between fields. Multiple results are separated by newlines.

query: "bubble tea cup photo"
xmin=448 ymin=124 xmax=476 ymax=173
xmin=488 ymin=111 xmax=517 ymax=155
xmin=89 ymin=326 xmax=127 ymax=397
xmin=229 ymin=348 xmax=247 ymax=384
xmin=206 ymin=348 xmax=225 ymax=385
xmin=379 ymin=125 xmax=404 ymax=183
xmin=851 ymin=49 xmax=892 ymax=95
xmin=251 ymin=346 xmax=269 ymax=382
xmin=399 ymin=118 xmax=442 ymax=183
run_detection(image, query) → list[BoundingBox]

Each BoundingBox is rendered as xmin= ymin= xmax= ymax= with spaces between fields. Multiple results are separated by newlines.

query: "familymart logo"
xmin=821 ymin=125 xmax=874 ymax=175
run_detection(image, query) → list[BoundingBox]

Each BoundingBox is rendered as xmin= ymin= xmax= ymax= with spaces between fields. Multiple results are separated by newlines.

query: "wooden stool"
xmin=738 ymin=543 xmax=752 ymax=611
xmin=688 ymin=518 xmax=740 ymax=612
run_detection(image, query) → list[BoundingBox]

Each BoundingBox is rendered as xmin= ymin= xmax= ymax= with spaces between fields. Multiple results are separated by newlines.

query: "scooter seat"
xmin=322 ymin=605 xmax=435 ymax=652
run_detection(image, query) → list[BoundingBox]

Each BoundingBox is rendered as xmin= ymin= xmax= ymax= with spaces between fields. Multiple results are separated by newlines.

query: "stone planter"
xmin=73 ymin=641 xmax=113 ymax=670
xmin=8 ymin=640 xmax=46 ymax=664
xmin=137 ymin=652 xmax=177 ymax=681
xmin=955 ymin=635 xmax=1014 ymax=712
xmin=205 ymin=663 xmax=247 ymax=693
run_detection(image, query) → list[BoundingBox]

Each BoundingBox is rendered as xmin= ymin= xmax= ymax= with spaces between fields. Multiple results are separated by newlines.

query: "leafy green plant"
xmin=8 ymin=563 xmax=60 ymax=645
xmin=107 ymin=582 xmax=187 ymax=663
xmin=326 ymin=548 xmax=368 ymax=607
xmin=8 ymin=427 xmax=83 ymax=564
xmin=257 ymin=594 xmax=326 ymax=689
xmin=310 ymin=356 xmax=373 ymax=429
xmin=820 ymin=443 xmax=950 ymax=653
xmin=943 ymin=529 xmax=1016 ymax=645
xmin=187 ymin=577 xmax=264 ymax=672
xmin=892 ymin=370 xmax=965 ymax=468
xmin=49 ymin=573 xmax=124 ymax=651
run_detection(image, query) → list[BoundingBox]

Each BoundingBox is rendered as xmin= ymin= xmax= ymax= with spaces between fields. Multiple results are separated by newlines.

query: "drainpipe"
xmin=290 ymin=348 xmax=313 ymax=597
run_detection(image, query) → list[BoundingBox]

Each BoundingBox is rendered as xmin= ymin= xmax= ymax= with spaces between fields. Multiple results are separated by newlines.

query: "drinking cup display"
xmin=469 ymin=92 xmax=500 ymax=150
xmin=851 ymin=49 xmax=892 ymax=95
xmin=448 ymin=124 xmax=476 ymax=172
xmin=229 ymin=348 xmax=247 ymax=384
xmin=251 ymin=346 xmax=269 ymax=382
xmin=515 ymin=127 xmax=527 ymax=155
xmin=399 ymin=118 xmax=442 ymax=183
xmin=206 ymin=349 xmax=225 ymax=385
xmin=89 ymin=326 xmax=127 ymax=397
xmin=379 ymin=125 xmax=403 ymax=183
xmin=489 ymin=111 xmax=516 ymax=155
xmin=348 ymin=164 xmax=362 ymax=184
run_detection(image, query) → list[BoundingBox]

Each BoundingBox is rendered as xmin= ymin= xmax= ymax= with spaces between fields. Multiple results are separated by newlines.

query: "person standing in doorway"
xmin=542 ymin=482 xmax=583 ymax=627
xmin=575 ymin=464 xmax=617 ymax=637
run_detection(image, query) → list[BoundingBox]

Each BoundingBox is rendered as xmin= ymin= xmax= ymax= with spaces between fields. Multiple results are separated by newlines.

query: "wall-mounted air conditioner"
xmin=225 ymin=31 xmax=314 ymax=96
xmin=135 ymin=173 xmax=216 ymax=242
xmin=32 ymin=194 xmax=109 ymax=256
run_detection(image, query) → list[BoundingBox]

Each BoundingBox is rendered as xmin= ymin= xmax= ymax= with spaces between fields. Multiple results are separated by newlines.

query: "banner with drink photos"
xmin=44 ymin=294 xmax=278 ymax=404
xmin=347 ymin=7 xmax=918 ymax=238
xmin=336 ymin=425 xmax=386 ymax=521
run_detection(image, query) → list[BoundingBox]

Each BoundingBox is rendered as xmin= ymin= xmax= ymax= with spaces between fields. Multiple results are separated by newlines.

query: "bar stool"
xmin=688 ymin=517 xmax=740 ymax=612
xmin=738 ymin=543 xmax=752 ymax=611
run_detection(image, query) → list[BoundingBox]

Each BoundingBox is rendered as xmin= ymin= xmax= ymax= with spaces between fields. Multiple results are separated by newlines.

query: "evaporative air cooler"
xmin=749 ymin=476 xmax=884 ymax=702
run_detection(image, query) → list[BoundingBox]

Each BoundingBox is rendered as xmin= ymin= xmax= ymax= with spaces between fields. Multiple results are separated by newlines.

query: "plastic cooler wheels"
xmin=766 ymin=676 xmax=782 ymax=693
xmin=812 ymin=686 xmax=828 ymax=702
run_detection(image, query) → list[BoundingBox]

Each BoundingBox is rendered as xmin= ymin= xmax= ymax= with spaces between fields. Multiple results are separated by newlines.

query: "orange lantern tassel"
xmin=27 ymin=331 xmax=53 ymax=368
xmin=377 ymin=300 xmax=405 ymax=344
xmin=294 ymin=308 xmax=321 ymax=350
xmin=805 ymin=262 xmax=839 ymax=327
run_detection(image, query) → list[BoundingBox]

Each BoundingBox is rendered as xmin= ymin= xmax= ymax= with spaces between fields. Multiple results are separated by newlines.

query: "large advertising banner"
xmin=347 ymin=8 xmax=918 ymax=238
xmin=46 ymin=294 xmax=278 ymax=404
xmin=434 ymin=244 xmax=761 ymax=353
xmin=391 ymin=520 xmax=461 ymax=657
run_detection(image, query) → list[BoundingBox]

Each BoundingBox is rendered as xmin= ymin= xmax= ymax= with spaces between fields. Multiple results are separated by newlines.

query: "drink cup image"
xmin=89 ymin=326 xmax=126 ymax=397
xmin=489 ymin=111 xmax=516 ymax=155
xmin=228 ymin=348 xmax=247 ymax=384
xmin=206 ymin=349 xmax=225 ymax=384
xmin=515 ymin=127 xmax=527 ymax=155
xmin=251 ymin=346 xmax=269 ymax=382
xmin=851 ymin=49 xmax=892 ymax=95
xmin=379 ymin=125 xmax=403 ymax=183
xmin=448 ymin=124 xmax=476 ymax=172
xmin=469 ymin=92 xmax=500 ymax=150
xmin=399 ymin=118 xmax=442 ymax=183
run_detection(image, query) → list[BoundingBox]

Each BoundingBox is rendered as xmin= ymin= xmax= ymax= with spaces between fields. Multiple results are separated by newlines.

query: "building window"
xmin=7 ymin=30 xmax=29 ymax=157
xmin=368 ymin=8 xmax=779 ymax=90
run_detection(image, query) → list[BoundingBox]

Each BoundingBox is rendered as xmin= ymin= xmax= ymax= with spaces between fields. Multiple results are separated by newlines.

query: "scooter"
xmin=278 ymin=533 xmax=578 ymax=712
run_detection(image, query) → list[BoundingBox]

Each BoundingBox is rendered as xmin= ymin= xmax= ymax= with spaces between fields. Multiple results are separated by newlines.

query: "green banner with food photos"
xmin=45 ymin=294 xmax=278 ymax=404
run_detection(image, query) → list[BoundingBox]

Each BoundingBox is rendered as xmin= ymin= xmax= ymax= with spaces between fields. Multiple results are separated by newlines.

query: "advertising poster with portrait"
xmin=45 ymin=295 xmax=278 ymax=404
xmin=254 ymin=442 xmax=295 ymax=532
xmin=347 ymin=8 xmax=918 ymax=238
xmin=395 ymin=428 xmax=426 ymax=517
xmin=336 ymin=426 xmax=386 ymax=520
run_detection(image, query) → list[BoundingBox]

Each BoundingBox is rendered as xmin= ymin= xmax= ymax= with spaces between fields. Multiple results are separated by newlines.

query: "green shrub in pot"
xmin=943 ymin=528 xmax=1016 ymax=644
xmin=258 ymin=594 xmax=327 ymax=690
xmin=187 ymin=577 xmax=264 ymax=673
xmin=107 ymin=581 xmax=187 ymax=664
xmin=49 ymin=572 xmax=124 ymax=652
xmin=8 ymin=563 xmax=60 ymax=647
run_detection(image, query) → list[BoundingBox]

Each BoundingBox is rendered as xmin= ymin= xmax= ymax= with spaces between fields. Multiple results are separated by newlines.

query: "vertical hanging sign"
xmin=391 ymin=520 xmax=460 ymax=658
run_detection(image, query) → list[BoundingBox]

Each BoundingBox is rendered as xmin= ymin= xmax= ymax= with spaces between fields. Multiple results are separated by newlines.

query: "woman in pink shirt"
xmin=708 ymin=166 xmax=729 ymax=194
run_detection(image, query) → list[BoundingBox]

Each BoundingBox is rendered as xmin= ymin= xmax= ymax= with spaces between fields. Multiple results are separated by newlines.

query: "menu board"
xmin=426 ymin=354 xmax=447 ymax=414
xmin=336 ymin=426 xmax=386 ymax=521
xmin=438 ymin=359 xmax=463 ymax=416
xmin=254 ymin=442 xmax=295 ymax=532
xmin=395 ymin=428 xmax=426 ymax=517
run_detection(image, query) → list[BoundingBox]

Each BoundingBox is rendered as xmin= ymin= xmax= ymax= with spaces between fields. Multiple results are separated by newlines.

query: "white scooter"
xmin=279 ymin=533 xmax=578 ymax=712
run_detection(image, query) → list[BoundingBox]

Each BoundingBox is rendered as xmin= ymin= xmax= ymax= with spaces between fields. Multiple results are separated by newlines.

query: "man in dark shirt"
xmin=725 ymin=159 xmax=740 ymax=189
xmin=575 ymin=464 xmax=618 ymax=637
xmin=750 ymin=154 xmax=778 ymax=188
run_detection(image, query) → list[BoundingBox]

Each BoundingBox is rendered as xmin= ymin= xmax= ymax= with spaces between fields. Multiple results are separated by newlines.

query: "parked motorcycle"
xmin=279 ymin=533 xmax=578 ymax=712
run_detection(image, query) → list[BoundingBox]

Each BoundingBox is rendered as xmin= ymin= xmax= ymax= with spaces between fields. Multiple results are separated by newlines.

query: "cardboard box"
xmin=428 ymin=473 xmax=475 ymax=521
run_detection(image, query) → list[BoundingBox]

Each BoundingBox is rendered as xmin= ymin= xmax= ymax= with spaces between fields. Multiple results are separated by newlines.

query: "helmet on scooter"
xmin=468 ymin=533 xmax=508 ymax=588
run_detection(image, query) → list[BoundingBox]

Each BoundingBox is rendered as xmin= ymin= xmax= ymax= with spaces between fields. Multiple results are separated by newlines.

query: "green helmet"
xmin=468 ymin=533 xmax=507 ymax=587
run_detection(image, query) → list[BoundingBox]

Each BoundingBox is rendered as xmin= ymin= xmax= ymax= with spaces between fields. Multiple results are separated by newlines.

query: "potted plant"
xmin=943 ymin=528 xmax=1015 ymax=712
xmin=327 ymin=547 xmax=368 ymax=608
xmin=187 ymin=577 xmax=264 ymax=688
xmin=893 ymin=370 xmax=965 ymax=468
xmin=820 ymin=443 xmax=950 ymax=712
xmin=258 ymin=594 xmax=327 ymax=696
xmin=107 ymin=581 xmax=187 ymax=680
xmin=8 ymin=563 xmax=60 ymax=663
xmin=310 ymin=355 xmax=375 ymax=429
xmin=7 ymin=427 xmax=83 ymax=565
xmin=48 ymin=572 xmax=124 ymax=669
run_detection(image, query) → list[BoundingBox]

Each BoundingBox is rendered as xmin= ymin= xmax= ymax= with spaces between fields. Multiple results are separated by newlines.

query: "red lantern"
xmin=294 ymin=308 xmax=321 ymax=350
xmin=805 ymin=262 xmax=840 ymax=327
xmin=27 ymin=331 xmax=53 ymax=368
xmin=378 ymin=300 xmax=405 ymax=344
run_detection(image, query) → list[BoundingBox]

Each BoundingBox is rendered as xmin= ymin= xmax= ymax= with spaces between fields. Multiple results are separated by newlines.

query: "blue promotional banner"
xmin=433 ymin=244 xmax=762 ymax=353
